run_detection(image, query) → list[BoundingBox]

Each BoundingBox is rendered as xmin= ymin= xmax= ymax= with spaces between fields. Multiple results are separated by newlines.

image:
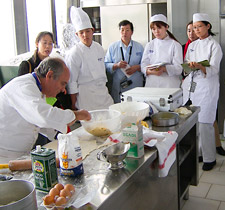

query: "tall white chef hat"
xmin=70 ymin=6 xmax=93 ymax=32
xmin=193 ymin=13 xmax=210 ymax=23
xmin=150 ymin=14 xmax=167 ymax=24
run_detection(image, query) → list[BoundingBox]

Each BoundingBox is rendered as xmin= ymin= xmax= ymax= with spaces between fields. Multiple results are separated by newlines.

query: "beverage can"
xmin=31 ymin=145 xmax=58 ymax=192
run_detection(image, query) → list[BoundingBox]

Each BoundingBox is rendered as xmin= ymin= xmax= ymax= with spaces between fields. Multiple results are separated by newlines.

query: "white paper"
xmin=121 ymin=64 xmax=131 ymax=78
xmin=146 ymin=62 xmax=169 ymax=70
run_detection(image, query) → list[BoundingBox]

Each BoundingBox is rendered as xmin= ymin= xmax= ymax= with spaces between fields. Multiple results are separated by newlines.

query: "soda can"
xmin=31 ymin=145 xmax=58 ymax=192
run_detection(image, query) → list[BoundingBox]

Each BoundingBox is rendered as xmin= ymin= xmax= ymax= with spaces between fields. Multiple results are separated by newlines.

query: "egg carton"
xmin=42 ymin=180 xmax=98 ymax=210
xmin=41 ymin=190 xmax=78 ymax=210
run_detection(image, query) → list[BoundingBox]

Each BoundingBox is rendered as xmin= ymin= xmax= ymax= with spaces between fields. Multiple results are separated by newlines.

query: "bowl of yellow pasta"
xmin=80 ymin=109 xmax=121 ymax=137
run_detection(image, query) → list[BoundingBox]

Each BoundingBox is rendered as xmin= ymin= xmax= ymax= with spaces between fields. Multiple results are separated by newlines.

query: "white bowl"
xmin=80 ymin=109 xmax=121 ymax=137
xmin=109 ymin=101 xmax=149 ymax=121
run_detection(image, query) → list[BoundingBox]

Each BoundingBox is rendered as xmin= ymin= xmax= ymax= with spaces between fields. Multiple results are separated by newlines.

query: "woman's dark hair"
xmin=186 ymin=21 xmax=193 ymax=30
xmin=150 ymin=21 xmax=179 ymax=43
xmin=34 ymin=31 xmax=54 ymax=62
xmin=202 ymin=21 xmax=215 ymax=36
xmin=119 ymin=20 xmax=134 ymax=32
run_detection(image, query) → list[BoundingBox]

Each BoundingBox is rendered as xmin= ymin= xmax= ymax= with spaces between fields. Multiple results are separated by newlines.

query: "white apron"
xmin=182 ymin=36 xmax=222 ymax=124
xmin=182 ymin=71 xmax=219 ymax=123
xmin=75 ymin=42 xmax=113 ymax=111
xmin=141 ymin=36 xmax=183 ymax=88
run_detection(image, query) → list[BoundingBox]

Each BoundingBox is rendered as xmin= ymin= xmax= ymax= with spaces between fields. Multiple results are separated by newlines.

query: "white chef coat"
xmin=0 ymin=74 xmax=75 ymax=159
xmin=65 ymin=41 xmax=113 ymax=111
xmin=182 ymin=36 xmax=223 ymax=123
xmin=141 ymin=36 xmax=183 ymax=88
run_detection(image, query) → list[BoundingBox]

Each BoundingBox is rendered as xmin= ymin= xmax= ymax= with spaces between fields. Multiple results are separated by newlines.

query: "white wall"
xmin=187 ymin=0 xmax=220 ymax=42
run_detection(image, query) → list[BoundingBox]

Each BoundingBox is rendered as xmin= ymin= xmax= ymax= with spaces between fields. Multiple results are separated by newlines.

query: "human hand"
xmin=188 ymin=62 xmax=206 ymax=74
xmin=188 ymin=62 xmax=199 ymax=69
xmin=117 ymin=61 xmax=128 ymax=69
xmin=146 ymin=67 xmax=164 ymax=76
xmin=74 ymin=109 xmax=91 ymax=121
xmin=125 ymin=66 xmax=136 ymax=75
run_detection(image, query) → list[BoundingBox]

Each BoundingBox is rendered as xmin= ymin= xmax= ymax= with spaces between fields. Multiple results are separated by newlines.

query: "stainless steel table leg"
xmin=184 ymin=188 xmax=189 ymax=200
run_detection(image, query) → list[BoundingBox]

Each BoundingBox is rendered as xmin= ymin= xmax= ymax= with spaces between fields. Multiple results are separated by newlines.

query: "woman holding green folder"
xmin=182 ymin=13 xmax=223 ymax=171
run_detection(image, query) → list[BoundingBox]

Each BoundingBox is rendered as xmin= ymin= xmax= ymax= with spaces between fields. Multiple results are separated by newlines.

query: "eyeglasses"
xmin=40 ymin=41 xmax=53 ymax=46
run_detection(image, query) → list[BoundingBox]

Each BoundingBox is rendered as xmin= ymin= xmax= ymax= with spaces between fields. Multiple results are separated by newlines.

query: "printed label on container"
xmin=122 ymin=122 xmax=144 ymax=158
xmin=31 ymin=148 xmax=58 ymax=192
xmin=58 ymin=132 xmax=84 ymax=177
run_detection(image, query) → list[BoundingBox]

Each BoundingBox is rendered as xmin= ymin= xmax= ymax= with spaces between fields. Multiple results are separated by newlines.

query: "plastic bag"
xmin=58 ymin=132 xmax=83 ymax=177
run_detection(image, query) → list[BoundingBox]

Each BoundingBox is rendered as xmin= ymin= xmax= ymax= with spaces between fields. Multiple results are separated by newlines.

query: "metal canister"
xmin=31 ymin=145 xmax=58 ymax=192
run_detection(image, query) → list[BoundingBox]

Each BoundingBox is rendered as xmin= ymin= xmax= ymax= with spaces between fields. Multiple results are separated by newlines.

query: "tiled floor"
xmin=182 ymin=139 xmax=225 ymax=210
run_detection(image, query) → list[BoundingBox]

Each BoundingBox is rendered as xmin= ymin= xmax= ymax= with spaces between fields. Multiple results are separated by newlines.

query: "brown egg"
xmin=59 ymin=188 xmax=71 ymax=198
xmin=43 ymin=194 xmax=55 ymax=206
xmin=55 ymin=196 xmax=67 ymax=206
xmin=54 ymin=183 xmax=64 ymax=191
xmin=49 ymin=187 xmax=60 ymax=198
xmin=64 ymin=184 xmax=75 ymax=194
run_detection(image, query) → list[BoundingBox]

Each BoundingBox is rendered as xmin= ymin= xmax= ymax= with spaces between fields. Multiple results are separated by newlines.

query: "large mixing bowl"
xmin=109 ymin=101 xmax=149 ymax=122
xmin=80 ymin=109 xmax=121 ymax=137
xmin=0 ymin=179 xmax=37 ymax=210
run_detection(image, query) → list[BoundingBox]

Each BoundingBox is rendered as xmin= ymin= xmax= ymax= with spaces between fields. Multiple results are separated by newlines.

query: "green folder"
xmin=181 ymin=60 xmax=210 ymax=74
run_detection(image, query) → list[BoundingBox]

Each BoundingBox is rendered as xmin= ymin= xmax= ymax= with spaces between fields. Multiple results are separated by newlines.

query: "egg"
xmin=59 ymin=188 xmax=71 ymax=198
xmin=54 ymin=183 xmax=64 ymax=191
xmin=43 ymin=194 xmax=55 ymax=206
xmin=64 ymin=184 xmax=75 ymax=194
xmin=55 ymin=196 xmax=67 ymax=206
xmin=49 ymin=187 xmax=60 ymax=198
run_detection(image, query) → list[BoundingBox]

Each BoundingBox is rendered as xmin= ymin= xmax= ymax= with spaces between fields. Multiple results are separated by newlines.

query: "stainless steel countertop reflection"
xmin=1 ymin=106 xmax=200 ymax=210
xmin=2 ymin=138 xmax=157 ymax=209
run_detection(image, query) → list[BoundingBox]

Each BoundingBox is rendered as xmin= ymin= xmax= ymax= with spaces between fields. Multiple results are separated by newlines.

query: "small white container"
xmin=122 ymin=122 xmax=144 ymax=158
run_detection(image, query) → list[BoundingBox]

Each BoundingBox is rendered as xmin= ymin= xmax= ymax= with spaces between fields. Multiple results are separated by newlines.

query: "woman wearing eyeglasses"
xmin=18 ymin=31 xmax=54 ymax=76
xmin=182 ymin=13 xmax=223 ymax=171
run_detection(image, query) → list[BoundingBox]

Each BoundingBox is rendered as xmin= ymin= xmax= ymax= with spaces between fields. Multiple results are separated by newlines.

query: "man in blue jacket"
xmin=105 ymin=20 xmax=144 ymax=103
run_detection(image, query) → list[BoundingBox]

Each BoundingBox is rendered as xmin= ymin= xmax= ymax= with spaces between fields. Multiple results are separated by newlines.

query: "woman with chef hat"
xmin=65 ymin=7 xmax=113 ymax=111
xmin=141 ymin=14 xmax=183 ymax=88
xmin=182 ymin=13 xmax=223 ymax=171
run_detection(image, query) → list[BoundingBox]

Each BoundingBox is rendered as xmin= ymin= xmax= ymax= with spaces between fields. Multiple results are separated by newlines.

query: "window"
xmin=55 ymin=0 xmax=68 ymax=48
xmin=26 ymin=0 xmax=52 ymax=51
xmin=0 ymin=0 xmax=16 ymax=64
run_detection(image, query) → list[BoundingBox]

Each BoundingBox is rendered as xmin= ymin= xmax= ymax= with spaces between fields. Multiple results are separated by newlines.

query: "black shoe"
xmin=216 ymin=146 xmax=225 ymax=156
xmin=199 ymin=156 xmax=203 ymax=162
xmin=202 ymin=160 xmax=216 ymax=171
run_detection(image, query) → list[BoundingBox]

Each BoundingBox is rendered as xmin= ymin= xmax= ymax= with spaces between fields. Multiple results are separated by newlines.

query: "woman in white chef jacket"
xmin=141 ymin=14 xmax=183 ymax=88
xmin=65 ymin=7 xmax=113 ymax=111
xmin=182 ymin=13 xmax=223 ymax=171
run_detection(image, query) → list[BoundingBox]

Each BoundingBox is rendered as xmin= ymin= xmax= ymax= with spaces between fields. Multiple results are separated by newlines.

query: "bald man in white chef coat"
xmin=0 ymin=57 xmax=91 ymax=160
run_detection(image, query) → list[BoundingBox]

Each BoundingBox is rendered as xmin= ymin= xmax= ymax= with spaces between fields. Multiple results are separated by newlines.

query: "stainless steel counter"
xmin=2 ymin=106 xmax=200 ymax=210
